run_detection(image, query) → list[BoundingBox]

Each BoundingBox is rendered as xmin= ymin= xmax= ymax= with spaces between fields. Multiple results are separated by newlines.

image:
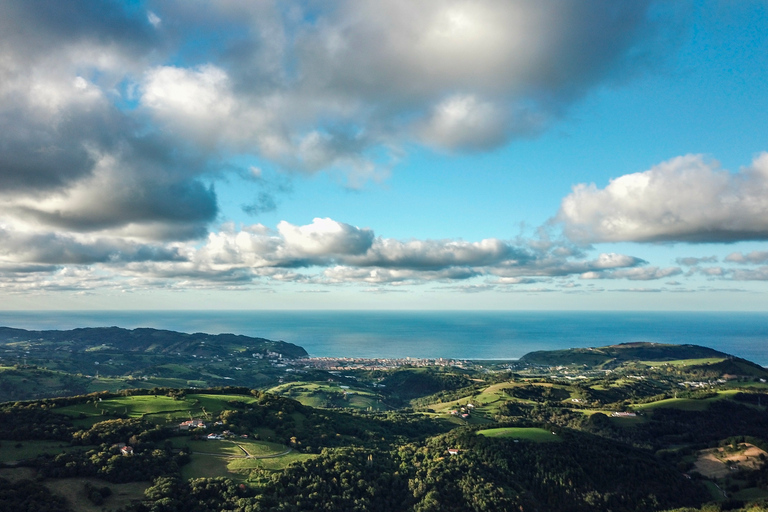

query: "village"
xmin=294 ymin=356 xmax=477 ymax=371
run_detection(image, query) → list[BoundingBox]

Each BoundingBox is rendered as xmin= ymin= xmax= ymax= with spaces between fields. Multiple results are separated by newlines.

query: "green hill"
xmin=519 ymin=342 xmax=731 ymax=369
xmin=0 ymin=326 xmax=307 ymax=359
xmin=0 ymin=326 xmax=308 ymax=399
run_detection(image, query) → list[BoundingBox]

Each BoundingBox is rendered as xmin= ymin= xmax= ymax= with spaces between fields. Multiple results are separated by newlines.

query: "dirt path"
xmin=233 ymin=443 xmax=250 ymax=457
xmin=251 ymin=448 xmax=292 ymax=459
xmin=191 ymin=446 xmax=293 ymax=459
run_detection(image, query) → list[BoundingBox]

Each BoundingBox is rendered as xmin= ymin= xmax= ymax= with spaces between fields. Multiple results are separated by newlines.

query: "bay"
xmin=0 ymin=311 xmax=765 ymax=365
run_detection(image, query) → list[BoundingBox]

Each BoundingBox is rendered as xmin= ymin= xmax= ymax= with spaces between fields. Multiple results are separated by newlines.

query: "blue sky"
xmin=2 ymin=0 xmax=768 ymax=310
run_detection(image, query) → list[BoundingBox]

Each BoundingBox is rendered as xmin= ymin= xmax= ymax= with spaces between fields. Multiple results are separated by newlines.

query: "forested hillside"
xmin=0 ymin=341 xmax=767 ymax=511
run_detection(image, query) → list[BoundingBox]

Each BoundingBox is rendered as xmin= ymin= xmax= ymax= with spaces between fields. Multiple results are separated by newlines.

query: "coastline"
xmin=0 ymin=310 xmax=766 ymax=366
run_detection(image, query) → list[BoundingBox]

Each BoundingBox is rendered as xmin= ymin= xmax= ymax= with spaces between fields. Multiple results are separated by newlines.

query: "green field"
xmin=176 ymin=437 xmax=298 ymax=482
xmin=182 ymin=453 xmax=233 ymax=480
xmin=428 ymin=382 xmax=511 ymax=415
xmin=636 ymin=390 xmax=738 ymax=412
xmin=53 ymin=393 xmax=263 ymax=426
xmin=189 ymin=393 xmax=260 ymax=413
xmin=703 ymin=480 xmax=727 ymax=501
xmin=46 ymin=478 xmax=149 ymax=512
xmin=609 ymin=414 xmax=647 ymax=426
xmin=0 ymin=440 xmax=94 ymax=463
xmin=428 ymin=381 xmax=580 ymax=421
xmin=238 ymin=439 xmax=287 ymax=456
xmin=267 ymin=381 xmax=388 ymax=411
xmin=639 ymin=358 xmax=725 ymax=367
xmin=173 ymin=437 xmax=287 ymax=457
xmin=230 ymin=451 xmax=315 ymax=472
xmin=477 ymin=427 xmax=562 ymax=442
xmin=724 ymin=380 xmax=768 ymax=390
xmin=55 ymin=395 xmax=193 ymax=424
xmin=733 ymin=487 xmax=768 ymax=501
xmin=179 ymin=439 xmax=247 ymax=456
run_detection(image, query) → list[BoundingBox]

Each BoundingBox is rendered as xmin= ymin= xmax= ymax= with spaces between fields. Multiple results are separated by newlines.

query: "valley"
xmin=1 ymin=327 xmax=768 ymax=511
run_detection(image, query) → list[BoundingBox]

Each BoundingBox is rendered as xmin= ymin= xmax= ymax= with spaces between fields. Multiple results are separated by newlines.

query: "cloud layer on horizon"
xmin=0 ymin=217 xmax=653 ymax=292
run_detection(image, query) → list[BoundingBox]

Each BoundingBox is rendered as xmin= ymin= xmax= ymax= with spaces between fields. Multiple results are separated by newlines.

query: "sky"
xmin=1 ymin=0 xmax=768 ymax=311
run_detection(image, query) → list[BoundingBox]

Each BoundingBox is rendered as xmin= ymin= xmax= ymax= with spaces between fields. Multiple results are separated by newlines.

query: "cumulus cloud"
xmin=730 ymin=267 xmax=768 ymax=281
xmin=0 ymin=227 xmax=184 ymax=266
xmin=166 ymin=219 xmax=653 ymax=286
xmin=0 ymin=217 xmax=652 ymax=290
xmin=418 ymin=95 xmax=509 ymax=151
xmin=278 ymin=218 xmax=374 ymax=258
xmin=0 ymin=1 xmax=698 ymax=295
xmin=580 ymin=267 xmax=682 ymax=281
xmin=676 ymin=256 xmax=718 ymax=266
xmin=725 ymin=251 xmax=768 ymax=264
xmin=490 ymin=252 xmax=645 ymax=279
xmin=559 ymin=153 xmax=768 ymax=243
xmin=691 ymin=266 xmax=727 ymax=277
xmin=4 ymin=147 xmax=218 ymax=240
xmin=0 ymin=1 xmax=221 ymax=241
xmin=137 ymin=0 xmax=675 ymax=169
xmin=0 ymin=0 xmax=682 ymax=246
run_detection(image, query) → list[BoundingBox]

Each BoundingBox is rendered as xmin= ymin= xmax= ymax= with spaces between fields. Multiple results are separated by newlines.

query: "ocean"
xmin=0 ymin=310 xmax=766 ymax=366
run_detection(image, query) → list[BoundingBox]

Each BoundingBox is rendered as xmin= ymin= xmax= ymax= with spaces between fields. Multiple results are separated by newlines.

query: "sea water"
xmin=0 ymin=311 xmax=766 ymax=366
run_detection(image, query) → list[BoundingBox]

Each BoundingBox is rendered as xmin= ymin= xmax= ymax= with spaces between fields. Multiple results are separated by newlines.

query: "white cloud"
xmin=0 ymin=216 xmax=652 ymax=290
xmin=147 ymin=11 xmax=162 ymax=28
xmin=580 ymin=267 xmax=682 ymax=281
xmin=0 ymin=0 xmax=681 ymax=251
xmin=418 ymin=94 xmax=508 ymax=151
xmin=730 ymin=267 xmax=768 ymax=281
xmin=278 ymin=218 xmax=374 ymax=257
xmin=490 ymin=252 xmax=645 ymax=278
xmin=0 ymin=2 xmax=701 ymax=297
xmin=492 ymin=277 xmax=540 ymax=285
xmin=132 ymin=1 xmax=672 ymax=179
xmin=676 ymin=256 xmax=718 ymax=266
xmin=141 ymin=65 xmax=239 ymax=146
xmin=698 ymin=267 xmax=726 ymax=276
xmin=725 ymin=251 xmax=768 ymax=264
xmin=348 ymin=238 xmax=513 ymax=269
xmin=559 ymin=153 xmax=768 ymax=243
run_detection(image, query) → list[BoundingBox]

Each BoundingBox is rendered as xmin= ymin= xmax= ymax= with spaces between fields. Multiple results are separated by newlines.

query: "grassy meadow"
xmin=477 ymin=427 xmax=562 ymax=442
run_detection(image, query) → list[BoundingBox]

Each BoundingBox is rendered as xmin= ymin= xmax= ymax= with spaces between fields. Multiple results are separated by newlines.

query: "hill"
xmin=522 ymin=342 xmax=729 ymax=367
xmin=0 ymin=326 xmax=307 ymax=359
xmin=0 ymin=326 xmax=308 ymax=400
xmin=2 ymin=336 xmax=768 ymax=511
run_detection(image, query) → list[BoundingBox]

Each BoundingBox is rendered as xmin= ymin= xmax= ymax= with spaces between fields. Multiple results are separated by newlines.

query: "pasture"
xmin=0 ymin=468 xmax=148 ymax=512
xmin=638 ymin=358 xmax=725 ymax=367
xmin=0 ymin=440 xmax=93 ymax=463
xmin=428 ymin=381 xmax=579 ymax=420
xmin=477 ymin=427 xmax=562 ymax=443
xmin=267 ymin=381 xmax=388 ymax=411
xmin=176 ymin=436 xmax=300 ymax=482
xmin=636 ymin=390 xmax=739 ymax=412
xmin=52 ymin=393 xmax=262 ymax=426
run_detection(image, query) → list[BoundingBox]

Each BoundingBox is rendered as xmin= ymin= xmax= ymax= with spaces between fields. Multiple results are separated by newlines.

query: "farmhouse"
xmin=179 ymin=419 xmax=207 ymax=430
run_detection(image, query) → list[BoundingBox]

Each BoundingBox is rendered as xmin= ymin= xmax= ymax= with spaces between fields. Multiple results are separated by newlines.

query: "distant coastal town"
xmin=295 ymin=356 xmax=478 ymax=371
